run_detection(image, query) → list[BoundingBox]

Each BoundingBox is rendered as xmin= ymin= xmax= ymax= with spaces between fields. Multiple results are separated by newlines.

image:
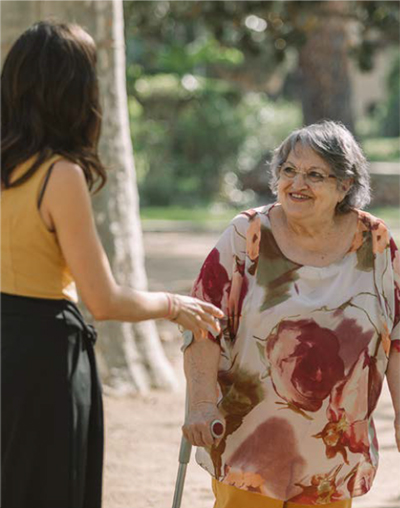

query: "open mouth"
xmin=289 ymin=193 xmax=312 ymax=201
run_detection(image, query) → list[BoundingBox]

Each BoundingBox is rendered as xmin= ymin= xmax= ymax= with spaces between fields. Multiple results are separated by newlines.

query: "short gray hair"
xmin=269 ymin=120 xmax=371 ymax=213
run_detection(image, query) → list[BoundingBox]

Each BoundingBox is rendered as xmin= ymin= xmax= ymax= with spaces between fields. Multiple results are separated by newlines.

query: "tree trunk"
xmin=297 ymin=1 xmax=355 ymax=130
xmin=1 ymin=0 xmax=178 ymax=393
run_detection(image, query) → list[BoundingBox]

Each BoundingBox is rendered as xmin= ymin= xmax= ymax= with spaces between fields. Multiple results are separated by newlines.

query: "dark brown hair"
xmin=1 ymin=20 xmax=107 ymax=192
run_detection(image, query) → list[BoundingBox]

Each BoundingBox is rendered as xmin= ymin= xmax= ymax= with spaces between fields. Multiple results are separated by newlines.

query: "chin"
xmin=282 ymin=198 xmax=313 ymax=215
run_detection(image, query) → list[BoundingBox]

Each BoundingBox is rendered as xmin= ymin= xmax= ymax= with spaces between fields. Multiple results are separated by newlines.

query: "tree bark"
xmin=1 ymin=0 xmax=178 ymax=393
xmin=297 ymin=1 xmax=355 ymax=130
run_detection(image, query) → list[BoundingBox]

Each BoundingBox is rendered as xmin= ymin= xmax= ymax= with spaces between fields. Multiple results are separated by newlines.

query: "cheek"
xmin=316 ymin=190 xmax=342 ymax=209
xmin=276 ymin=179 xmax=290 ymax=197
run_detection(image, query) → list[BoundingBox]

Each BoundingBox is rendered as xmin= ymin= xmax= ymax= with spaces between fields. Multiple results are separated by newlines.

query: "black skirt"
xmin=1 ymin=293 xmax=104 ymax=508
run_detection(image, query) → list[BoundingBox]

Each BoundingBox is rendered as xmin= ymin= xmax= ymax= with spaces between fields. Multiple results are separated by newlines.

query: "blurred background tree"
xmin=123 ymin=0 xmax=399 ymax=208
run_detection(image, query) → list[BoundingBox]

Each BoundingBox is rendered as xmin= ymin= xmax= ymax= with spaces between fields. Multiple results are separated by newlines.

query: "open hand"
xmin=182 ymin=402 xmax=225 ymax=448
xmin=168 ymin=294 xmax=224 ymax=336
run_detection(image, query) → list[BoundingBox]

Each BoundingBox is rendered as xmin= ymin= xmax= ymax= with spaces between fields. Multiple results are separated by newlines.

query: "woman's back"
xmin=1 ymin=154 xmax=77 ymax=301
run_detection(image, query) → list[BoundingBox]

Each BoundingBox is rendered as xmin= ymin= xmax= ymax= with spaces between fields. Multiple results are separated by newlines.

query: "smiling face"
xmin=277 ymin=144 xmax=349 ymax=223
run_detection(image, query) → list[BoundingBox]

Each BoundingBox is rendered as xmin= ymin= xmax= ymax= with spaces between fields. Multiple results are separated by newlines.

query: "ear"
xmin=340 ymin=178 xmax=353 ymax=195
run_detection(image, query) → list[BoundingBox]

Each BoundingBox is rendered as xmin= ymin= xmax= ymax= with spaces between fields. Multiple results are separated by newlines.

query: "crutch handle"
xmin=210 ymin=419 xmax=225 ymax=439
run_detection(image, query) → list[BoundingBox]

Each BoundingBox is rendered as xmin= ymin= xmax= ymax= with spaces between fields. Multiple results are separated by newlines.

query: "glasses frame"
xmin=279 ymin=165 xmax=338 ymax=185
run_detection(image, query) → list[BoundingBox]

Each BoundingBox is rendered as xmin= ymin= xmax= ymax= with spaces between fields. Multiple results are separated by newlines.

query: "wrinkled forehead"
xmin=285 ymin=143 xmax=332 ymax=172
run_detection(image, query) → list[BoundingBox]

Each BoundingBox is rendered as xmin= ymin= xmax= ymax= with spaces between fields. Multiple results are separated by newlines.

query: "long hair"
xmin=1 ymin=20 xmax=107 ymax=192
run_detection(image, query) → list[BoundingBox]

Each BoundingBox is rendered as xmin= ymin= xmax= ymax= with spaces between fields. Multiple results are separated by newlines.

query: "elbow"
xmin=86 ymin=296 xmax=115 ymax=322
xmin=91 ymin=308 xmax=109 ymax=322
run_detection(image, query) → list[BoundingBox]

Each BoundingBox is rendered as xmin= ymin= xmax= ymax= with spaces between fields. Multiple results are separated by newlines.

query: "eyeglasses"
xmin=280 ymin=165 xmax=337 ymax=185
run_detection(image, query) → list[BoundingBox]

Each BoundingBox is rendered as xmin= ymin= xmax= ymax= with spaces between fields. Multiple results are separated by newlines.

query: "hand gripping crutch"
xmin=171 ymin=396 xmax=224 ymax=508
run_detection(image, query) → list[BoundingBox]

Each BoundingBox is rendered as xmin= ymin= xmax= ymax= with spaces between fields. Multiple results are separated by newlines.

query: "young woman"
xmin=1 ymin=21 xmax=223 ymax=508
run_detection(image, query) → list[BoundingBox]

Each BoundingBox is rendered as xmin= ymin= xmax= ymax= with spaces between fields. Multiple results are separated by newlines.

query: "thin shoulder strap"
xmin=37 ymin=163 xmax=56 ymax=210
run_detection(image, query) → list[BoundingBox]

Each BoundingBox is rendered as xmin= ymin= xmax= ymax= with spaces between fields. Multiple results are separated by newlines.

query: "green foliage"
xmin=157 ymin=37 xmax=244 ymax=75
xmin=362 ymin=137 xmax=400 ymax=162
xmin=235 ymin=95 xmax=302 ymax=174
xmin=367 ymin=207 xmax=400 ymax=229
xmin=124 ymin=1 xmax=400 ymax=78
xmin=130 ymin=75 xmax=247 ymax=206
xmin=380 ymin=54 xmax=400 ymax=137
xmin=130 ymin=73 xmax=302 ymax=206
xmin=358 ymin=53 xmax=400 ymax=139
xmin=139 ymin=206 xmax=233 ymax=222
xmin=124 ymin=1 xmax=399 ymax=206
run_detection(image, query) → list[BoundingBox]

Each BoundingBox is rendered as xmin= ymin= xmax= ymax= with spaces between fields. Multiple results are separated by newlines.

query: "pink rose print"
xmin=392 ymin=340 xmax=400 ymax=353
xmin=191 ymin=248 xmax=230 ymax=343
xmin=192 ymin=248 xmax=229 ymax=308
xmin=346 ymin=459 xmax=376 ymax=497
xmin=228 ymin=257 xmax=248 ymax=338
xmin=192 ymin=248 xmax=249 ymax=343
xmin=371 ymin=220 xmax=390 ymax=254
xmin=355 ymin=212 xmax=390 ymax=254
xmin=315 ymin=350 xmax=377 ymax=463
xmin=246 ymin=215 xmax=261 ymax=262
xmin=333 ymin=318 xmax=373 ymax=372
xmin=289 ymin=464 xmax=345 ymax=505
xmin=224 ymin=417 xmax=306 ymax=500
xmin=266 ymin=320 xmax=345 ymax=413
xmin=381 ymin=322 xmax=391 ymax=358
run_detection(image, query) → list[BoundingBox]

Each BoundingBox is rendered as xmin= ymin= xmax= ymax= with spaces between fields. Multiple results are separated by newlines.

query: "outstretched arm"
xmin=42 ymin=160 xmax=223 ymax=334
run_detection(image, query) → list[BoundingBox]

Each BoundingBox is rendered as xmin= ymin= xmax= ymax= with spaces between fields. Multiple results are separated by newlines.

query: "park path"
xmin=102 ymin=229 xmax=400 ymax=508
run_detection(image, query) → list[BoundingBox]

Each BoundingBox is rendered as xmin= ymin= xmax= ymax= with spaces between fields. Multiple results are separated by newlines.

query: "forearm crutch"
xmin=171 ymin=396 xmax=224 ymax=508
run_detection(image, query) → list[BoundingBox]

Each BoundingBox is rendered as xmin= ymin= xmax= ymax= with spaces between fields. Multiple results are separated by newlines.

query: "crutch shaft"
xmin=171 ymin=463 xmax=188 ymax=508
xmin=171 ymin=436 xmax=192 ymax=508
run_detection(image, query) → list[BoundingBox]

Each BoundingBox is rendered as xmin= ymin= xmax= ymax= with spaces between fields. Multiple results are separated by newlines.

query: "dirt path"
xmin=102 ymin=230 xmax=400 ymax=508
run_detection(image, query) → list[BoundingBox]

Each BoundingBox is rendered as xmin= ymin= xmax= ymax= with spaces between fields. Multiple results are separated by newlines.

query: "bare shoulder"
xmin=45 ymin=159 xmax=90 ymax=208
xmin=51 ymin=159 xmax=87 ymax=187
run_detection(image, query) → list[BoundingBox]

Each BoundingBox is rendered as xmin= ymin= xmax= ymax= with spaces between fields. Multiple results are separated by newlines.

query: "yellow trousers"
xmin=212 ymin=480 xmax=352 ymax=508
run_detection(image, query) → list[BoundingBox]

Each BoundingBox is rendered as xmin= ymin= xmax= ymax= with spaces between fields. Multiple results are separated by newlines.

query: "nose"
xmin=290 ymin=172 xmax=309 ymax=189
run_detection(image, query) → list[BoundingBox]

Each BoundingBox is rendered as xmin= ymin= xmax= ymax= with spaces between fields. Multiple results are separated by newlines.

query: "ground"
xmin=102 ymin=229 xmax=400 ymax=508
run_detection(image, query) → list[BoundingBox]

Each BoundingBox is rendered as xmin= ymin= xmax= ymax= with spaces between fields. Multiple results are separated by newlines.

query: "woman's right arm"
xmin=42 ymin=160 xmax=223 ymax=333
xmin=183 ymin=333 xmax=225 ymax=447
xmin=182 ymin=211 xmax=253 ymax=447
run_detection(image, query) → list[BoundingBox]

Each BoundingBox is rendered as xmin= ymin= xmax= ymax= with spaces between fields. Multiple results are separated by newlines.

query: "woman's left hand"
xmin=168 ymin=294 xmax=224 ymax=336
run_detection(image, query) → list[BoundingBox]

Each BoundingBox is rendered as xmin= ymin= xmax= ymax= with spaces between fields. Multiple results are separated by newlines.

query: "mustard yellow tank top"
xmin=1 ymin=154 xmax=78 ymax=302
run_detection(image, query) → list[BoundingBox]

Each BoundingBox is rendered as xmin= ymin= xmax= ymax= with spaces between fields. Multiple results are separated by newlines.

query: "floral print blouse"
xmin=186 ymin=203 xmax=400 ymax=505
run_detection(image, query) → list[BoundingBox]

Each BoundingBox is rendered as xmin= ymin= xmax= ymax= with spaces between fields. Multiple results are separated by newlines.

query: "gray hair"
xmin=269 ymin=120 xmax=371 ymax=213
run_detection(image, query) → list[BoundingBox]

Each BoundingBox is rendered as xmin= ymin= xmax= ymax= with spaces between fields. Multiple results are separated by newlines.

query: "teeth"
xmin=291 ymin=193 xmax=309 ymax=199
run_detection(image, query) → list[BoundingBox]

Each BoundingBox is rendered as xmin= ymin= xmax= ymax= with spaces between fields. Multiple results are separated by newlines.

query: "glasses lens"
xmin=307 ymin=171 xmax=325 ymax=183
xmin=281 ymin=167 xmax=296 ymax=178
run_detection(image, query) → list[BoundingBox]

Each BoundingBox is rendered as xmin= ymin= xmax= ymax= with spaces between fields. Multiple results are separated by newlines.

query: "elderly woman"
xmin=182 ymin=120 xmax=400 ymax=508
